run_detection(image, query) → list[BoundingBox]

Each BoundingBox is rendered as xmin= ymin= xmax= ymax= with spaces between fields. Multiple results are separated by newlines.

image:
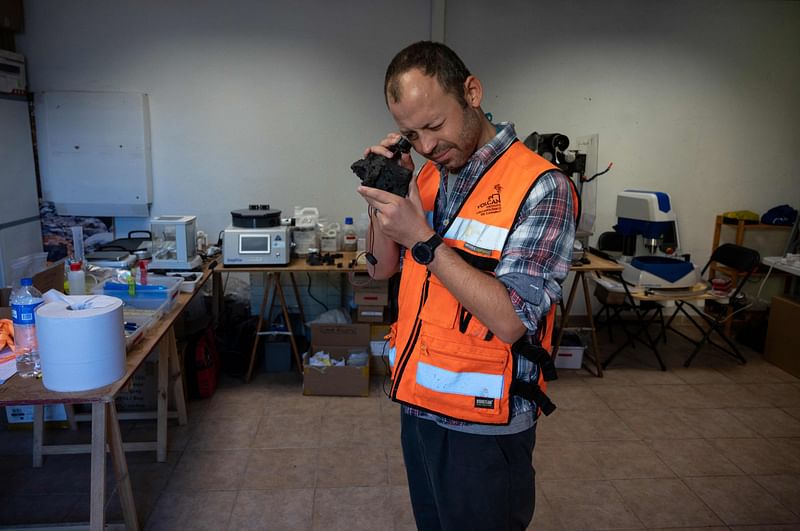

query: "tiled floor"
xmin=1 ymin=330 xmax=799 ymax=530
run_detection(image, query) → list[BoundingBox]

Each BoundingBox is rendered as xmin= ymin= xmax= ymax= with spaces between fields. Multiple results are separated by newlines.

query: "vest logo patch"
xmin=474 ymin=397 xmax=495 ymax=409
xmin=476 ymin=184 xmax=503 ymax=216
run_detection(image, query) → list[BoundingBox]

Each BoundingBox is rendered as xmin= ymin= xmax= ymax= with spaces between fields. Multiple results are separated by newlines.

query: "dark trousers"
xmin=400 ymin=412 xmax=537 ymax=531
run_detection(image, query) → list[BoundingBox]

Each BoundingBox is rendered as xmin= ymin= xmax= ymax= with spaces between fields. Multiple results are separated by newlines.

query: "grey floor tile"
xmin=544 ymin=384 xmax=610 ymax=411
xmin=709 ymin=438 xmax=800 ymax=475
xmin=648 ymin=437 xmax=744 ymax=477
xmin=540 ymin=479 xmax=643 ymax=529
xmin=227 ymin=488 xmax=314 ymax=531
xmin=752 ymin=474 xmax=800 ymax=518
xmin=727 ymin=407 xmax=800 ymax=438
xmin=242 ymin=447 xmax=318 ymax=489
xmin=673 ymin=407 xmax=759 ymax=438
xmin=616 ymin=408 xmax=702 ymax=439
xmin=684 ymin=475 xmax=799 ymax=526
xmin=252 ymin=414 xmax=321 ymax=449
xmin=187 ymin=416 xmax=259 ymax=450
xmin=166 ymin=448 xmax=250 ymax=491
xmin=316 ymin=446 xmax=388 ymax=488
xmin=145 ymin=490 xmax=237 ymax=531
xmin=612 ymin=477 xmax=723 ymax=528
xmin=312 ymin=486 xmax=391 ymax=531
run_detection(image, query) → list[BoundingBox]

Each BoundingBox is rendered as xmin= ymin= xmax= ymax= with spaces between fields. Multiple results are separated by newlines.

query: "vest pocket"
xmin=418 ymin=274 xmax=459 ymax=329
xmin=413 ymin=333 xmax=511 ymax=422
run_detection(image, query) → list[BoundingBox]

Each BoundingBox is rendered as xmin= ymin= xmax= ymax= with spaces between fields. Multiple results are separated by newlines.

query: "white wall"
xmin=18 ymin=0 xmax=431 ymax=237
xmin=447 ymin=0 xmax=800 ymax=262
xmin=16 ymin=0 xmax=800 ymax=315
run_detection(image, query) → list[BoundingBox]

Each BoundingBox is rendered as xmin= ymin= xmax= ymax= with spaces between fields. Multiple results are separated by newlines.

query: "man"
xmin=357 ymin=41 xmax=576 ymax=531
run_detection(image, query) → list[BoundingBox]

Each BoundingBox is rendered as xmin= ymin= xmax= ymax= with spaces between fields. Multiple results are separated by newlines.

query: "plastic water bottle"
xmin=343 ymin=217 xmax=358 ymax=252
xmin=11 ymin=277 xmax=43 ymax=377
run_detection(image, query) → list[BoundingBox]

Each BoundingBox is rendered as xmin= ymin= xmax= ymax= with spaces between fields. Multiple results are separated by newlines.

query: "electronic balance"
xmin=223 ymin=205 xmax=291 ymax=266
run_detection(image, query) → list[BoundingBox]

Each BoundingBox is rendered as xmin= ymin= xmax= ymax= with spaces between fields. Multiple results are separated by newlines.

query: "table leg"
xmin=553 ymin=271 xmax=582 ymax=358
xmin=90 ymin=402 xmax=107 ymax=531
xmin=245 ymin=273 xmax=275 ymax=383
xmin=107 ymin=402 xmax=140 ymax=531
xmin=32 ymin=404 xmax=44 ymax=467
xmin=289 ymin=272 xmax=307 ymax=333
xmin=166 ymin=327 xmax=188 ymax=426
xmin=212 ymin=271 xmax=223 ymax=327
xmin=581 ymin=273 xmax=603 ymax=377
xmin=275 ymin=280 xmax=304 ymax=373
xmin=157 ymin=338 xmax=169 ymax=462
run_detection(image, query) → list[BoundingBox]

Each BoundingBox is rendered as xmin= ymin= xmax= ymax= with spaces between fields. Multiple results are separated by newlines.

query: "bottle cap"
xmin=21 ymin=277 xmax=32 ymax=286
xmin=69 ymin=262 xmax=82 ymax=271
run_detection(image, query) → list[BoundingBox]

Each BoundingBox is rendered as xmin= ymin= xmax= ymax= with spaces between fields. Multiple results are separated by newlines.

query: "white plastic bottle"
xmin=68 ymin=262 xmax=86 ymax=295
xmin=343 ymin=217 xmax=358 ymax=252
xmin=356 ymin=212 xmax=369 ymax=253
xmin=10 ymin=277 xmax=44 ymax=377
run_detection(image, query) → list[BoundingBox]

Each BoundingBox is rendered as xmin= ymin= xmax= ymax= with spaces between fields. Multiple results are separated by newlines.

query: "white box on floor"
xmin=554 ymin=346 xmax=584 ymax=370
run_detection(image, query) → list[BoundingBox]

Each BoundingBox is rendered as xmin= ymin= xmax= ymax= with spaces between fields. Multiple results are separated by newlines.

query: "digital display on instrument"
xmin=239 ymin=234 xmax=270 ymax=254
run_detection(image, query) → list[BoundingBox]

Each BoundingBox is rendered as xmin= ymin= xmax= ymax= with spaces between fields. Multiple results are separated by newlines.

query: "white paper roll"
xmin=36 ymin=295 xmax=126 ymax=392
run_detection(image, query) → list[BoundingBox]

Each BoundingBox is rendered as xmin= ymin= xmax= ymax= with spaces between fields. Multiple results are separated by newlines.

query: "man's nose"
xmin=418 ymin=133 xmax=436 ymax=157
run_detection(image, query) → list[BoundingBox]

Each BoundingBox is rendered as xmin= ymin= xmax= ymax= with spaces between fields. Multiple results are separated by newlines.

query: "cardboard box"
xmin=304 ymin=323 xmax=370 ymax=396
xmin=765 ymin=295 xmax=800 ymax=378
xmin=0 ymin=261 xmax=66 ymax=319
xmin=115 ymin=350 xmax=176 ymax=411
xmin=357 ymin=305 xmax=385 ymax=323
xmin=370 ymin=324 xmax=391 ymax=340
xmin=370 ymin=353 xmax=391 ymax=376
xmin=0 ymin=287 xmax=10 ymax=319
xmin=5 ymin=404 xmax=69 ymax=428
xmin=353 ymin=275 xmax=390 ymax=306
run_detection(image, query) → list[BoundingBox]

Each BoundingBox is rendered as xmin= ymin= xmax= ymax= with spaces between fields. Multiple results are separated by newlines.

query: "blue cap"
xmin=344 ymin=217 xmax=353 ymax=224
xmin=21 ymin=277 xmax=32 ymax=286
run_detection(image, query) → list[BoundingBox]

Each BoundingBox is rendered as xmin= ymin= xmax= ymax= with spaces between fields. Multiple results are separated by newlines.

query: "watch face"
xmin=412 ymin=242 xmax=434 ymax=265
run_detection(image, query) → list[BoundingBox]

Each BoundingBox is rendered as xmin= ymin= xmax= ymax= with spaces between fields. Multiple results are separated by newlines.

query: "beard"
xmin=442 ymin=106 xmax=484 ymax=172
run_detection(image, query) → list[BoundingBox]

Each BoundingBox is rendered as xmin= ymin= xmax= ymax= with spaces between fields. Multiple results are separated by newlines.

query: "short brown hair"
xmin=384 ymin=41 xmax=471 ymax=107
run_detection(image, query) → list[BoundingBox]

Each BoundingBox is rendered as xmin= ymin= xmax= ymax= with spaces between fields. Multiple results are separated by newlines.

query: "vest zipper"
xmin=390 ymin=270 xmax=431 ymax=399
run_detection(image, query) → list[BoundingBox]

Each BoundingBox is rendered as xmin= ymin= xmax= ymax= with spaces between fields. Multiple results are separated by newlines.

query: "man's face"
xmin=387 ymin=69 xmax=484 ymax=172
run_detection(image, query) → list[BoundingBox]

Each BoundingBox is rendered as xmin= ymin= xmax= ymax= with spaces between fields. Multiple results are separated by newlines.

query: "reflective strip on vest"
xmin=417 ymin=361 xmax=505 ymax=399
xmin=444 ymin=216 xmax=509 ymax=254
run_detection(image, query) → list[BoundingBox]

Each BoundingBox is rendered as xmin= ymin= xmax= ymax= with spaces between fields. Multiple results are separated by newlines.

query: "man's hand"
xmin=358 ymin=174 xmax=433 ymax=249
xmin=363 ymin=133 xmax=415 ymax=174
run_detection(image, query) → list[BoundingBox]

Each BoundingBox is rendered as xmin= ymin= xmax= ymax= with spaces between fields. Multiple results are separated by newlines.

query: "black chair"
xmin=665 ymin=243 xmax=761 ymax=367
xmin=592 ymin=231 xmax=666 ymax=345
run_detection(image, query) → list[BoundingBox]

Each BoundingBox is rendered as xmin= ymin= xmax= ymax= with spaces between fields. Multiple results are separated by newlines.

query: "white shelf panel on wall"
xmin=35 ymin=91 xmax=153 ymax=216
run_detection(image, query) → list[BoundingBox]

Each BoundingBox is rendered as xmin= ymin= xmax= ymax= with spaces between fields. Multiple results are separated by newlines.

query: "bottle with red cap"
xmin=68 ymin=262 xmax=86 ymax=295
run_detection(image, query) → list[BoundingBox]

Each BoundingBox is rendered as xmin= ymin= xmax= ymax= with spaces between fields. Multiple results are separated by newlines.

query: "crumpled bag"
xmin=0 ymin=319 xmax=15 ymax=351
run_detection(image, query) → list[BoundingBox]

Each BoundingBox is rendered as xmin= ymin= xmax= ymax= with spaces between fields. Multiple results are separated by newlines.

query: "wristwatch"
xmin=411 ymin=234 xmax=444 ymax=265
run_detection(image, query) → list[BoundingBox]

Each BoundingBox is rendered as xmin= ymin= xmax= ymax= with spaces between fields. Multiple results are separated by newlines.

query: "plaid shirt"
xmin=403 ymin=122 xmax=576 ymax=434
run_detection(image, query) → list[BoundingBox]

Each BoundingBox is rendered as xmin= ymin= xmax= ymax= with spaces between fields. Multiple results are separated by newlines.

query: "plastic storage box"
xmin=93 ymin=274 xmax=182 ymax=311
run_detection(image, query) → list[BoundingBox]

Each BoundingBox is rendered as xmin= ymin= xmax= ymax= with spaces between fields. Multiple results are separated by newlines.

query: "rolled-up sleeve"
xmin=496 ymin=170 xmax=576 ymax=334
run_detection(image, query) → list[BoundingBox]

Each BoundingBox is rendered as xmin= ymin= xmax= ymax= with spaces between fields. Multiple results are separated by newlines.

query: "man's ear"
xmin=463 ymin=75 xmax=483 ymax=108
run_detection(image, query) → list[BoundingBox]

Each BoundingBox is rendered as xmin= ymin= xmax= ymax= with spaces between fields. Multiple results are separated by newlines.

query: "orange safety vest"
xmin=387 ymin=140 xmax=579 ymax=425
